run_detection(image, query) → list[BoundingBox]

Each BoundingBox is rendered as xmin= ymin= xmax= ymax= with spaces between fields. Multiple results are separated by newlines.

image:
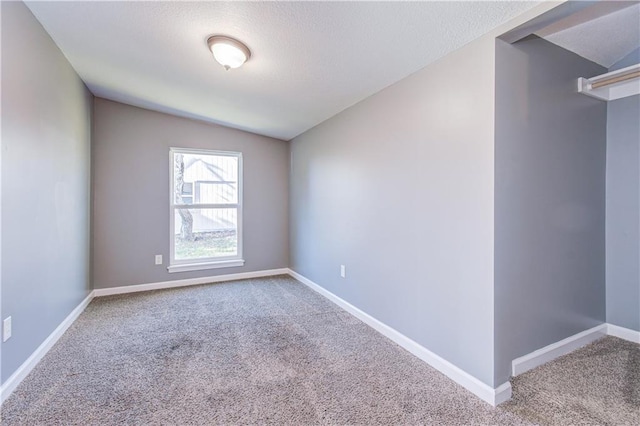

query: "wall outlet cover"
xmin=155 ymin=255 xmax=163 ymax=265
xmin=340 ymin=265 xmax=346 ymax=278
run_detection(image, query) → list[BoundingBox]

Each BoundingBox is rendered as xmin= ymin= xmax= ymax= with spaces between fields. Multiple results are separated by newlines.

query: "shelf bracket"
xmin=578 ymin=64 xmax=640 ymax=101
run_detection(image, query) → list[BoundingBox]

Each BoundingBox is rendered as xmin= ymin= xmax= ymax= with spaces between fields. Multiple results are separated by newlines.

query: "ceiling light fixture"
xmin=207 ymin=35 xmax=251 ymax=70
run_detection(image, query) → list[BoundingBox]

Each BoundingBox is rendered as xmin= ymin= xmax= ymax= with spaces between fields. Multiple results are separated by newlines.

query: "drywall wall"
xmin=606 ymin=48 xmax=640 ymax=331
xmin=92 ymin=99 xmax=289 ymax=288
xmin=289 ymin=35 xmax=498 ymax=386
xmin=1 ymin=1 xmax=92 ymax=383
xmin=494 ymin=36 xmax=607 ymax=384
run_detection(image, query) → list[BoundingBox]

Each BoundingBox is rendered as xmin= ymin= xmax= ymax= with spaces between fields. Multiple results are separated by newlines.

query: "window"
xmin=168 ymin=148 xmax=243 ymax=273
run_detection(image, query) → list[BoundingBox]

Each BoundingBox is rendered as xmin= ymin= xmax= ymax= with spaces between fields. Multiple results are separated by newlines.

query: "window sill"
xmin=167 ymin=259 xmax=245 ymax=273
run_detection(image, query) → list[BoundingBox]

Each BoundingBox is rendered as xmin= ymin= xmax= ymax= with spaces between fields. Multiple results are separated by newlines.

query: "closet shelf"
xmin=578 ymin=63 xmax=640 ymax=101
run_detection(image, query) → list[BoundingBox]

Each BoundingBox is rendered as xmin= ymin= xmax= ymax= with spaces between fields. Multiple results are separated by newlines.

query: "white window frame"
xmin=168 ymin=147 xmax=244 ymax=273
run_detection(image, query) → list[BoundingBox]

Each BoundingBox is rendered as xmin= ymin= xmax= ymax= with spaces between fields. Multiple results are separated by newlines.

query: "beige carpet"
xmin=1 ymin=275 xmax=638 ymax=425
xmin=502 ymin=335 xmax=639 ymax=425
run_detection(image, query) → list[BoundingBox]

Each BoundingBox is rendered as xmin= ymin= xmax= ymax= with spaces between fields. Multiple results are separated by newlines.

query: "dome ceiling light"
xmin=207 ymin=35 xmax=251 ymax=70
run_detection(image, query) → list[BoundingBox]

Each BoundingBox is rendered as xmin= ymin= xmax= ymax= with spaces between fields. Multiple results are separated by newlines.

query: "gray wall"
xmin=609 ymin=47 xmax=640 ymax=72
xmin=92 ymin=99 xmax=289 ymax=289
xmin=1 ymin=1 xmax=92 ymax=383
xmin=606 ymin=49 xmax=640 ymax=331
xmin=494 ymin=37 xmax=607 ymax=384
xmin=290 ymin=36 xmax=498 ymax=386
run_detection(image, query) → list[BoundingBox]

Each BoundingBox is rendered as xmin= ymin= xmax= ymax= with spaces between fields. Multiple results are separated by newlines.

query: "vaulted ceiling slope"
xmin=26 ymin=1 xmax=540 ymax=141
xmin=536 ymin=1 xmax=640 ymax=68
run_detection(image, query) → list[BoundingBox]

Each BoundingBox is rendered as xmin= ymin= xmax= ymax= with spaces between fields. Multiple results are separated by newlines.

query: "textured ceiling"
xmin=537 ymin=2 xmax=640 ymax=67
xmin=26 ymin=1 xmax=541 ymax=140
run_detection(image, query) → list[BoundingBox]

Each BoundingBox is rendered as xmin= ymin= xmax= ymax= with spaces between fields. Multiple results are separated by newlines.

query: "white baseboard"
xmin=287 ymin=269 xmax=510 ymax=406
xmin=0 ymin=291 xmax=95 ymax=404
xmin=93 ymin=268 xmax=289 ymax=297
xmin=607 ymin=323 xmax=640 ymax=343
xmin=493 ymin=381 xmax=513 ymax=406
xmin=512 ymin=324 xmax=608 ymax=377
xmin=512 ymin=323 xmax=640 ymax=378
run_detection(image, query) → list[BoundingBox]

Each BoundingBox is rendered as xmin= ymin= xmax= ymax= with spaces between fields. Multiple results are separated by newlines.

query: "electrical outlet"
xmin=340 ymin=265 xmax=346 ymax=278
xmin=3 ymin=317 xmax=12 ymax=342
xmin=155 ymin=255 xmax=163 ymax=265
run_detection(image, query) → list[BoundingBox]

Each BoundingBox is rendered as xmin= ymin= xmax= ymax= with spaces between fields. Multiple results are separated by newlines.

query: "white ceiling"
xmin=536 ymin=2 xmax=640 ymax=67
xmin=26 ymin=1 xmax=541 ymax=141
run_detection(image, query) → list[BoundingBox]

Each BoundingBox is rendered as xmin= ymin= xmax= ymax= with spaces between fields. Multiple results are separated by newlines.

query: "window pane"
xmin=174 ymin=152 xmax=238 ymax=204
xmin=174 ymin=208 xmax=237 ymax=260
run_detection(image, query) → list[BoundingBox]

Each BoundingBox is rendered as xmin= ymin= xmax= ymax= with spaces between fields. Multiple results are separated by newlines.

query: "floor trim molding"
xmin=512 ymin=324 xmax=609 ymax=377
xmin=93 ymin=268 xmax=290 ymax=297
xmin=0 ymin=291 xmax=95 ymax=404
xmin=606 ymin=323 xmax=640 ymax=343
xmin=287 ymin=268 xmax=510 ymax=406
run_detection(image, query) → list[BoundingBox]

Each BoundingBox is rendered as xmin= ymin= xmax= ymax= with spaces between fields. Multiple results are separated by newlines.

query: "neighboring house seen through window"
xmin=168 ymin=148 xmax=244 ymax=273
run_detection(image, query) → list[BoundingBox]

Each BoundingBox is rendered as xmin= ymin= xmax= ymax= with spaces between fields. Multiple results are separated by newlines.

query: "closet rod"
xmin=591 ymin=70 xmax=640 ymax=89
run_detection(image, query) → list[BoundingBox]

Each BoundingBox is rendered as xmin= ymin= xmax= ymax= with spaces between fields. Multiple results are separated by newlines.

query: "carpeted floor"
xmin=1 ymin=275 xmax=638 ymax=425
xmin=501 ymin=335 xmax=640 ymax=425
